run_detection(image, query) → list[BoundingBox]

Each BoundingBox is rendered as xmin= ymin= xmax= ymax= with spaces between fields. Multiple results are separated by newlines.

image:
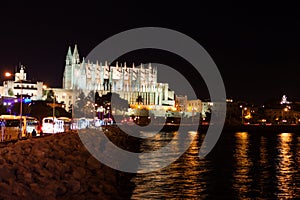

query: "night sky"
xmin=1 ymin=2 xmax=300 ymax=104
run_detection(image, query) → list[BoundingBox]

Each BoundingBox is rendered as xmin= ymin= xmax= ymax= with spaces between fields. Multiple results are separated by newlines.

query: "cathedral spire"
xmin=73 ymin=44 xmax=80 ymax=64
xmin=66 ymin=46 xmax=72 ymax=65
xmin=67 ymin=46 xmax=72 ymax=57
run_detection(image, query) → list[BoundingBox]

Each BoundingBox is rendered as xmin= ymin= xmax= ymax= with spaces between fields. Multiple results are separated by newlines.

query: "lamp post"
xmin=5 ymin=71 xmax=23 ymax=139
xmin=20 ymin=79 xmax=23 ymax=138
xmin=52 ymin=92 xmax=55 ymax=133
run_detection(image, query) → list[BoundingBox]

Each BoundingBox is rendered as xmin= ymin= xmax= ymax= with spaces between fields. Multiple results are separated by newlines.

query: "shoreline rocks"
xmin=0 ymin=132 xmax=135 ymax=199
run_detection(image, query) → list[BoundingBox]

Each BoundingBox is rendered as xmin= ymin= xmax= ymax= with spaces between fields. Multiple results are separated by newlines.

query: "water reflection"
xmin=257 ymin=135 xmax=272 ymax=198
xmin=276 ymin=133 xmax=296 ymax=199
xmin=131 ymin=131 xmax=210 ymax=199
xmin=127 ymin=131 xmax=300 ymax=199
xmin=232 ymin=132 xmax=253 ymax=199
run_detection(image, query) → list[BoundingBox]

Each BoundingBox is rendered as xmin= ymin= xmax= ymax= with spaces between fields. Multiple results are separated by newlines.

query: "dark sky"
xmin=1 ymin=1 xmax=300 ymax=104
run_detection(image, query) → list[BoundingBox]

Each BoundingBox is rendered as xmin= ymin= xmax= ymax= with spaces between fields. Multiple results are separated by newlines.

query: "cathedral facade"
xmin=63 ymin=45 xmax=175 ymax=106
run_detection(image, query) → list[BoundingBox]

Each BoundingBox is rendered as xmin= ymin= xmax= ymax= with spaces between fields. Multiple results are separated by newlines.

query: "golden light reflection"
xmin=276 ymin=132 xmax=295 ymax=199
xmin=132 ymin=131 xmax=206 ymax=199
xmin=257 ymin=136 xmax=272 ymax=196
xmin=188 ymin=131 xmax=197 ymax=137
xmin=236 ymin=132 xmax=248 ymax=140
xmin=233 ymin=132 xmax=252 ymax=197
xmin=259 ymin=136 xmax=268 ymax=166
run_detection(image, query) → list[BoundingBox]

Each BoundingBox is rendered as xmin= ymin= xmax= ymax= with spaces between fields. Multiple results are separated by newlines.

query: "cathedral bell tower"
xmin=63 ymin=45 xmax=81 ymax=89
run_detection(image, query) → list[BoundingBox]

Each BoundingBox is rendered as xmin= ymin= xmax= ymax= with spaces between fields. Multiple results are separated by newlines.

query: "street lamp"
xmin=5 ymin=72 xmax=12 ymax=77
xmin=5 ymin=70 xmax=23 ymax=139
xmin=51 ymin=92 xmax=55 ymax=133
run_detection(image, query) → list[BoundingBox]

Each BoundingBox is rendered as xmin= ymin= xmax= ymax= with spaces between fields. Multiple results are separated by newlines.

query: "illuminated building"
xmin=1 ymin=66 xmax=43 ymax=100
xmin=0 ymin=45 xmax=176 ymax=113
xmin=60 ymin=45 xmax=175 ymax=110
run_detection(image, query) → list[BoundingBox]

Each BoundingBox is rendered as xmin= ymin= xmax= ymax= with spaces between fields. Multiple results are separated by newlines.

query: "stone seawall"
xmin=0 ymin=132 xmax=135 ymax=200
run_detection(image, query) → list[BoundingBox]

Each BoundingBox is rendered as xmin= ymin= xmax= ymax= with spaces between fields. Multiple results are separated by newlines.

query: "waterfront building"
xmin=187 ymin=99 xmax=202 ymax=113
xmin=1 ymin=66 xmax=43 ymax=101
xmin=175 ymin=95 xmax=188 ymax=112
xmin=263 ymin=95 xmax=300 ymax=124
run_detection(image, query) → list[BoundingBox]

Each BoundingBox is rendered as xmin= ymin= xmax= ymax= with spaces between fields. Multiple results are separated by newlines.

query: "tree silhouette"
xmin=45 ymin=90 xmax=56 ymax=102
xmin=95 ymin=91 xmax=101 ymax=103
xmin=8 ymin=89 xmax=14 ymax=96
xmin=74 ymin=91 xmax=86 ymax=118
xmin=136 ymin=95 xmax=143 ymax=104
xmin=11 ymin=102 xmax=30 ymax=116
xmin=111 ymin=93 xmax=129 ymax=115
xmin=28 ymin=101 xmax=52 ymax=122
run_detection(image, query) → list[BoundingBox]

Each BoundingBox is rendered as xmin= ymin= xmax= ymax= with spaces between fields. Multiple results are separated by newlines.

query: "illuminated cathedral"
xmin=63 ymin=45 xmax=175 ymax=106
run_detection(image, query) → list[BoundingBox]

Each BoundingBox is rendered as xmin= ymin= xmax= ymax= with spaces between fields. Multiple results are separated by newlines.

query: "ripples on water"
xmin=129 ymin=131 xmax=300 ymax=199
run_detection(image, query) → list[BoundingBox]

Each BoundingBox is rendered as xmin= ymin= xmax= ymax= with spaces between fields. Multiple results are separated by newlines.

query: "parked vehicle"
xmin=24 ymin=116 xmax=40 ymax=136
xmin=0 ymin=115 xmax=20 ymax=140
xmin=57 ymin=117 xmax=71 ymax=132
xmin=41 ymin=117 xmax=64 ymax=134
xmin=0 ymin=115 xmax=40 ymax=140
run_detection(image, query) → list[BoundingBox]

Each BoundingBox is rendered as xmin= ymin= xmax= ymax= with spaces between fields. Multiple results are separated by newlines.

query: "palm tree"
xmin=136 ymin=95 xmax=143 ymax=105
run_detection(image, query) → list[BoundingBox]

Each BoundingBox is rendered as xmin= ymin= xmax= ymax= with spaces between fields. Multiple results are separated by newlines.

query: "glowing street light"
xmin=5 ymin=70 xmax=23 ymax=139
xmin=5 ymin=72 xmax=12 ymax=77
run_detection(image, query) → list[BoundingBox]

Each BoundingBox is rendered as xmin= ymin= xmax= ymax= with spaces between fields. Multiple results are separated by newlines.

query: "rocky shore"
xmin=0 ymin=132 xmax=135 ymax=200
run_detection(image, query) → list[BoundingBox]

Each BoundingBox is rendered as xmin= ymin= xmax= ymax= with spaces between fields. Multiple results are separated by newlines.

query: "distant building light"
xmin=280 ymin=95 xmax=291 ymax=104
